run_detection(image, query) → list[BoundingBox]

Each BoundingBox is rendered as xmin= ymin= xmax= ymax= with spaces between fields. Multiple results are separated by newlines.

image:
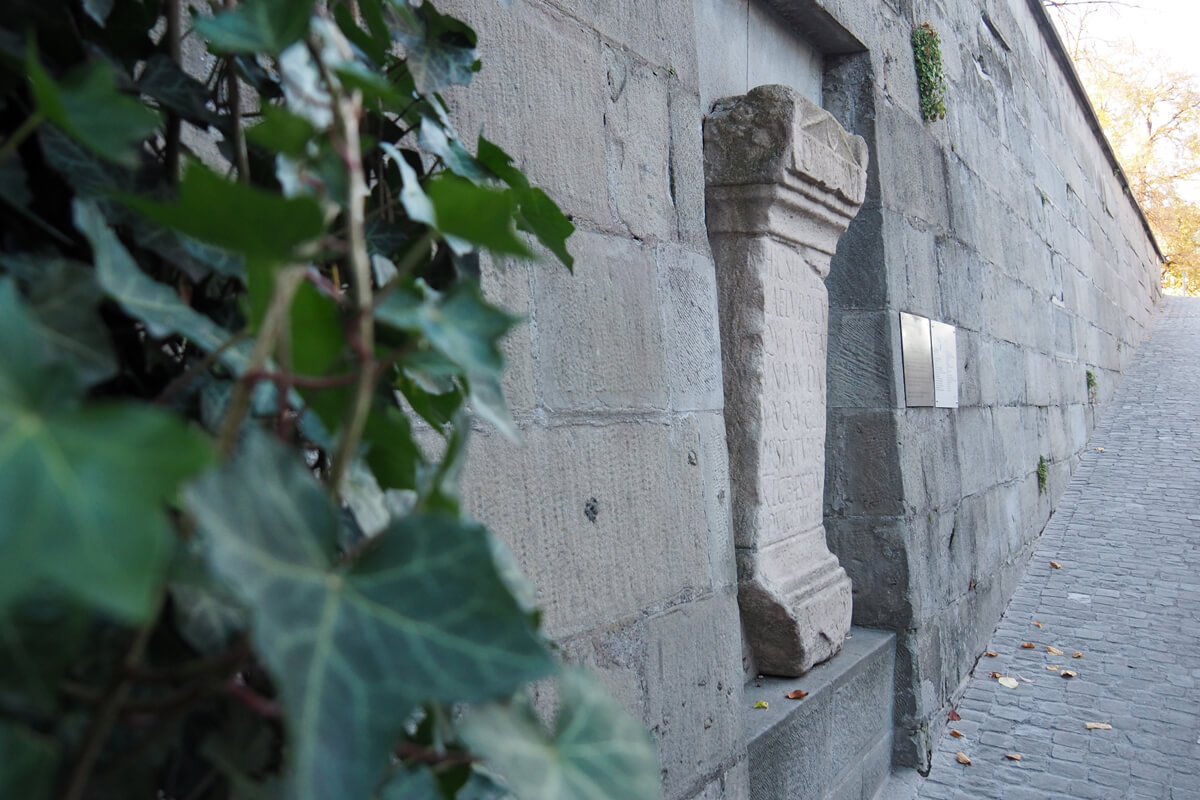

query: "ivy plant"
xmin=0 ymin=1 xmax=659 ymax=799
xmin=912 ymin=21 xmax=947 ymax=122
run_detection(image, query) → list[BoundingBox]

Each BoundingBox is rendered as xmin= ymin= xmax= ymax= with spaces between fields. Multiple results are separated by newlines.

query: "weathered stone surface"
xmin=657 ymin=244 xmax=725 ymax=412
xmin=707 ymin=86 xmax=866 ymax=676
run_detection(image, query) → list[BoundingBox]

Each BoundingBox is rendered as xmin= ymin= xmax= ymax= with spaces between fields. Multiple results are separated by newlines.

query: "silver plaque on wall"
xmin=900 ymin=312 xmax=934 ymax=407
xmin=931 ymin=320 xmax=958 ymax=408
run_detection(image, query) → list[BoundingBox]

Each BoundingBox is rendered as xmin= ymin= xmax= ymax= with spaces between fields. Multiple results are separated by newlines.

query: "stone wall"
xmin=432 ymin=0 xmax=1161 ymax=797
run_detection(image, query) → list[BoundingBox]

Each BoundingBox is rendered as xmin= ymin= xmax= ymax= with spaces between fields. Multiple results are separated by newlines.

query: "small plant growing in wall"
xmin=1037 ymin=456 xmax=1049 ymax=494
xmin=912 ymin=22 xmax=948 ymax=122
xmin=1086 ymin=370 xmax=1098 ymax=404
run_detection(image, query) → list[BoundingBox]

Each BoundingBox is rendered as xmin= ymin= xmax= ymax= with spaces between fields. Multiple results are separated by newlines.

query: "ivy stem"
xmin=60 ymin=600 xmax=160 ymax=800
xmin=165 ymin=0 xmax=182 ymax=181
xmin=0 ymin=111 xmax=44 ymax=163
xmin=217 ymin=266 xmax=307 ymax=454
xmin=319 ymin=37 xmax=375 ymax=497
xmin=223 ymin=0 xmax=250 ymax=181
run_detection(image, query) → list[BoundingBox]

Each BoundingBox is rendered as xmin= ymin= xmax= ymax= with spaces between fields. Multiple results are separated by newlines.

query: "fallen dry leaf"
xmin=1045 ymin=665 xmax=1060 ymax=671
xmin=950 ymin=729 xmax=965 ymax=738
xmin=1047 ymin=646 xmax=1064 ymax=656
xmin=1060 ymin=670 xmax=1078 ymax=679
xmin=985 ymin=651 xmax=998 ymax=657
xmin=989 ymin=671 xmax=1003 ymax=678
xmin=1073 ymin=651 xmax=1084 ymax=659
xmin=785 ymin=689 xmax=808 ymax=700
xmin=948 ymin=709 xmax=962 ymax=721
xmin=1095 ymin=447 xmax=1105 ymax=452
xmin=998 ymin=676 xmax=1019 ymax=689
xmin=956 ymin=752 xmax=972 ymax=766
xmin=1021 ymin=642 xmax=1036 ymax=649
xmin=1050 ymin=561 xmax=1062 ymax=569
xmin=753 ymin=700 xmax=769 ymax=709
xmin=1085 ymin=722 xmax=1113 ymax=731
xmin=1034 ymin=621 xmax=1043 ymax=628
xmin=1004 ymin=753 xmax=1023 ymax=761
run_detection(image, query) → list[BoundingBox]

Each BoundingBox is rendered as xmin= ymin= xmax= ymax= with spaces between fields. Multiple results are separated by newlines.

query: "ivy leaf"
xmin=0 ymin=722 xmax=57 ymax=800
xmin=0 ymin=593 xmax=88 ymax=716
xmin=477 ymin=138 xmax=573 ymax=270
xmin=425 ymin=176 xmax=530 ymax=256
xmin=460 ymin=669 xmax=661 ymax=800
xmin=0 ymin=278 xmax=213 ymax=619
xmin=72 ymin=200 xmax=253 ymax=372
xmin=137 ymin=54 xmax=222 ymax=127
xmin=82 ymin=0 xmax=115 ymax=26
xmin=184 ymin=434 xmax=555 ymax=800
xmin=378 ymin=765 xmax=440 ymax=800
xmin=195 ymin=0 xmax=315 ymax=55
xmin=27 ymin=42 xmax=160 ymax=168
xmin=376 ymin=280 xmax=520 ymax=438
xmin=119 ymin=162 xmax=324 ymax=263
xmin=387 ymin=2 xmax=479 ymax=94
xmin=0 ymin=254 xmax=118 ymax=387
xmin=363 ymin=402 xmax=421 ymax=491
xmin=246 ymin=105 xmax=319 ymax=159
xmin=419 ymin=117 xmax=486 ymax=181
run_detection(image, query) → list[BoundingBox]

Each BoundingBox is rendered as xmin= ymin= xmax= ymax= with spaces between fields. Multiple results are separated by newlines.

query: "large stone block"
xmin=438 ymin=0 xmax=609 ymax=226
xmin=460 ymin=421 xmax=711 ymax=638
xmin=827 ymin=308 xmax=896 ymax=409
xmin=532 ymin=231 xmax=666 ymax=411
xmin=656 ymin=245 xmax=724 ymax=412
xmin=548 ymin=0 xmax=699 ymax=81
xmin=645 ymin=593 xmax=747 ymax=800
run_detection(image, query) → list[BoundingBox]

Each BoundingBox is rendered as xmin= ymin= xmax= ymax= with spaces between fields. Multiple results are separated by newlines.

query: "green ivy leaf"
xmin=376 ymin=280 xmax=519 ymax=438
xmin=184 ymin=434 xmax=555 ymax=800
xmin=477 ymin=137 xmax=574 ymax=270
xmin=195 ymin=0 xmax=314 ymax=55
xmin=0 ymin=278 xmax=213 ymax=619
xmin=387 ymin=2 xmax=479 ymax=95
xmin=0 ymin=254 xmax=118 ymax=387
xmin=82 ymin=0 xmax=115 ymax=26
xmin=72 ymin=200 xmax=253 ymax=372
xmin=119 ymin=162 xmax=324 ymax=263
xmin=26 ymin=41 xmax=160 ymax=168
xmin=419 ymin=117 xmax=486 ymax=181
xmin=461 ymin=669 xmax=661 ymax=800
xmin=0 ymin=722 xmax=57 ymax=800
xmin=137 ymin=54 xmax=222 ymax=127
xmin=0 ymin=593 xmax=88 ymax=716
xmin=425 ymin=176 xmax=530 ymax=257
xmin=363 ymin=402 xmax=421 ymax=491
xmin=246 ymin=104 xmax=319 ymax=159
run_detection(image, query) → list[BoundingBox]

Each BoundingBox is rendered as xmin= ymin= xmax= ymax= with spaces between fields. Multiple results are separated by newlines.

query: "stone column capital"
xmin=704 ymin=85 xmax=868 ymax=277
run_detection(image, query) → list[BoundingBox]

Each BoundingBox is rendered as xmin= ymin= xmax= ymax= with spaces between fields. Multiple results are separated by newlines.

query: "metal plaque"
xmin=931 ymin=320 xmax=958 ymax=408
xmin=900 ymin=312 xmax=934 ymax=407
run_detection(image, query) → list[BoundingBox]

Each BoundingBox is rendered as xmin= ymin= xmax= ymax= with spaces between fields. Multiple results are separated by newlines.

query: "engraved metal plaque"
xmin=900 ymin=312 xmax=934 ymax=407
xmin=931 ymin=320 xmax=958 ymax=408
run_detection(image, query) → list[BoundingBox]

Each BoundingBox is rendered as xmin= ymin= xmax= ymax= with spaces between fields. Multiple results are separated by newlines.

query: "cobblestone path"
xmin=913 ymin=297 xmax=1200 ymax=799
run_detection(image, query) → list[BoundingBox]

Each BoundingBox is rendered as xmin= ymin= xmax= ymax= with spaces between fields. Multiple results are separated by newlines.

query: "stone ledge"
xmin=745 ymin=628 xmax=896 ymax=800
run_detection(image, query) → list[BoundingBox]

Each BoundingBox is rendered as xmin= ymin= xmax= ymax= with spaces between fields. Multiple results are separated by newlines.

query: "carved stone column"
xmin=704 ymin=85 xmax=868 ymax=676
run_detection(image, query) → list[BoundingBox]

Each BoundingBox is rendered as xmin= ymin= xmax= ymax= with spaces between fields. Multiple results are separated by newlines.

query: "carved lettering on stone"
xmin=705 ymin=85 xmax=868 ymax=676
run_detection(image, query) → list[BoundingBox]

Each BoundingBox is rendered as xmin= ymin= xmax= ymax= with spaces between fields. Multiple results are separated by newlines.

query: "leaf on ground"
xmin=459 ymin=669 xmax=661 ymax=800
xmin=184 ymin=433 xmax=554 ymax=800
xmin=997 ymin=676 xmax=1019 ymax=689
xmin=1046 ymin=665 xmax=1060 ymax=671
xmin=985 ymin=651 xmax=998 ymax=657
xmin=989 ymin=671 xmax=1003 ymax=678
xmin=1095 ymin=447 xmax=1105 ymax=452
xmin=1004 ymin=753 xmax=1022 ymax=761
xmin=949 ymin=729 xmax=964 ymax=738
xmin=948 ymin=709 xmax=962 ymax=721
xmin=1033 ymin=621 xmax=1042 ymax=628
xmin=1047 ymin=646 xmax=1064 ymax=656
xmin=1021 ymin=642 xmax=1036 ymax=649
xmin=27 ymin=42 xmax=160 ymax=167
xmin=1050 ymin=560 xmax=1062 ymax=568
xmin=753 ymin=700 xmax=769 ymax=709
xmin=785 ymin=689 xmax=808 ymax=700
xmin=1060 ymin=670 xmax=1078 ymax=679
xmin=1073 ymin=651 xmax=1084 ymax=659
xmin=956 ymin=752 xmax=972 ymax=766
xmin=1085 ymin=722 xmax=1112 ymax=730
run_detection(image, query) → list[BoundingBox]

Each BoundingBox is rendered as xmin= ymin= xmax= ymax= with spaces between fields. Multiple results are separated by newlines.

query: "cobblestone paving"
xmin=914 ymin=297 xmax=1200 ymax=800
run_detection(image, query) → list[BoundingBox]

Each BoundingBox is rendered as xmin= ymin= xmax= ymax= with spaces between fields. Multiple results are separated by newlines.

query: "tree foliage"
xmin=1048 ymin=3 xmax=1200 ymax=294
xmin=0 ymin=1 xmax=657 ymax=798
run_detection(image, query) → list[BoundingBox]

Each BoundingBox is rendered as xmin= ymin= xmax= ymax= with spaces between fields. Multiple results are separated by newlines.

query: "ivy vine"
xmin=912 ymin=21 xmax=947 ymax=122
xmin=0 ymin=1 xmax=659 ymax=799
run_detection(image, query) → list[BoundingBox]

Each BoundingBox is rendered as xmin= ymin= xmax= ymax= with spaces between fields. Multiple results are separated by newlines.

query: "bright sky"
xmin=1056 ymin=0 xmax=1200 ymax=76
